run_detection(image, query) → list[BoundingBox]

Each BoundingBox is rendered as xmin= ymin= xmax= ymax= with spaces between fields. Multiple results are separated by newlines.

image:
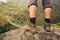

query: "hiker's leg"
xmin=24 ymin=0 xmax=38 ymax=33
xmin=42 ymin=0 xmax=52 ymax=19
xmin=42 ymin=0 xmax=52 ymax=32
xmin=28 ymin=0 xmax=38 ymax=26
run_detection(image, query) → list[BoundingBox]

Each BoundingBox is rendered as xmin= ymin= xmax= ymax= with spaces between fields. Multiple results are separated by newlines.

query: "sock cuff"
xmin=45 ymin=19 xmax=51 ymax=23
xmin=30 ymin=18 xmax=36 ymax=24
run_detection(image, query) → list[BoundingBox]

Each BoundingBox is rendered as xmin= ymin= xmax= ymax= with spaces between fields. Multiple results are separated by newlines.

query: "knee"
xmin=28 ymin=0 xmax=38 ymax=8
xmin=43 ymin=3 xmax=53 ymax=9
xmin=42 ymin=0 xmax=53 ymax=9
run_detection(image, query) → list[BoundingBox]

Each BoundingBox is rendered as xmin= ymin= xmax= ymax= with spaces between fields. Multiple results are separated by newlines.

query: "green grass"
xmin=0 ymin=23 xmax=18 ymax=35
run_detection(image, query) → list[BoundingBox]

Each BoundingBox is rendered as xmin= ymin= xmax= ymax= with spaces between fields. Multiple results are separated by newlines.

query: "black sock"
xmin=30 ymin=18 xmax=36 ymax=24
xmin=45 ymin=19 xmax=51 ymax=23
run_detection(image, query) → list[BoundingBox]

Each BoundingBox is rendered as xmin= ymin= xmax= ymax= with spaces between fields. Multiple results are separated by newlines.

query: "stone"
xmin=0 ymin=26 xmax=60 ymax=40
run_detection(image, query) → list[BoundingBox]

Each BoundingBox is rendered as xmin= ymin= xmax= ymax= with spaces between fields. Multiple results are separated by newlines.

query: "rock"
xmin=0 ymin=26 xmax=60 ymax=40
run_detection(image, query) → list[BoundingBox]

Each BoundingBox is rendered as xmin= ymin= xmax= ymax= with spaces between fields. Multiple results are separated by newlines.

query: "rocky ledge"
xmin=0 ymin=26 xmax=60 ymax=40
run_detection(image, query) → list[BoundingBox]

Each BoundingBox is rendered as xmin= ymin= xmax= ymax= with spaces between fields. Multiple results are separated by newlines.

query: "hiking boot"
xmin=24 ymin=23 xmax=37 ymax=34
xmin=44 ymin=22 xmax=51 ymax=32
